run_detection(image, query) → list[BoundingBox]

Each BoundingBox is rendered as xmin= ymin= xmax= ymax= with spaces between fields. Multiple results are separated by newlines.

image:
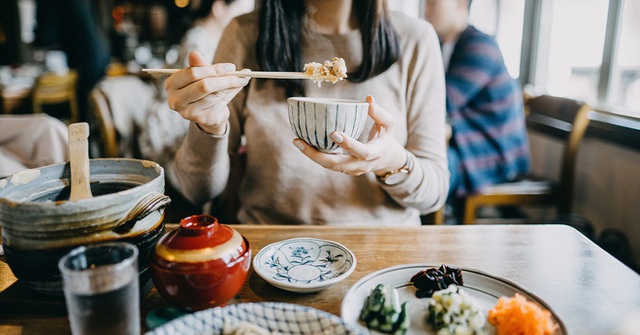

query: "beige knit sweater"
xmin=173 ymin=11 xmax=449 ymax=226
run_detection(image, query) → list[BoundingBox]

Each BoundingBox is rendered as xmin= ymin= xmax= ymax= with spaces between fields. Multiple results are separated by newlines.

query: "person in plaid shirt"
xmin=426 ymin=0 xmax=530 ymax=221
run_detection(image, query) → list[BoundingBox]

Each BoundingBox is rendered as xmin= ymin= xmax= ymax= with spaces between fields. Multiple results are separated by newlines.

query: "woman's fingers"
xmin=188 ymin=50 xmax=209 ymax=67
xmin=292 ymin=137 xmax=378 ymax=176
xmin=330 ymin=131 xmax=381 ymax=162
xmin=366 ymin=95 xmax=396 ymax=131
xmin=170 ymin=75 xmax=247 ymax=108
xmin=165 ymin=64 xmax=247 ymax=96
xmin=163 ymin=49 xmax=249 ymax=130
xmin=165 ymin=50 xmax=246 ymax=92
xmin=293 ymin=139 xmax=356 ymax=174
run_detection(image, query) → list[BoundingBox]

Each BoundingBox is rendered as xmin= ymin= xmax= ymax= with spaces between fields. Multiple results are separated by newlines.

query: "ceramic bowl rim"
xmin=287 ymin=97 xmax=368 ymax=106
xmin=0 ymin=158 xmax=164 ymax=208
xmin=252 ymin=237 xmax=356 ymax=292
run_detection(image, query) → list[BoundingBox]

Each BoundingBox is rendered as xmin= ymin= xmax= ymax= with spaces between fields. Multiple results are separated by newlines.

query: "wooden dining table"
xmin=1 ymin=224 xmax=639 ymax=335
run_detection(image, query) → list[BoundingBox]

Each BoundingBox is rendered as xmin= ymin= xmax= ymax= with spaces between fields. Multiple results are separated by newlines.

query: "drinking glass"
xmin=58 ymin=242 xmax=140 ymax=335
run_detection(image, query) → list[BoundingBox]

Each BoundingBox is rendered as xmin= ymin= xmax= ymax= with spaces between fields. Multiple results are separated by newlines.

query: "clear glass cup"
xmin=58 ymin=242 xmax=140 ymax=335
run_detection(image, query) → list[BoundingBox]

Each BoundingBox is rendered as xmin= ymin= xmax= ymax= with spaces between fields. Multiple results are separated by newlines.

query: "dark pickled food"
xmin=411 ymin=264 xmax=463 ymax=298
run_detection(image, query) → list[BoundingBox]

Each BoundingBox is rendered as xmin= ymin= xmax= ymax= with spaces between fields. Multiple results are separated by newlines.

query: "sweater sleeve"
xmin=378 ymin=18 xmax=450 ymax=215
xmin=172 ymin=16 xmax=254 ymax=207
xmin=173 ymin=122 xmax=231 ymax=207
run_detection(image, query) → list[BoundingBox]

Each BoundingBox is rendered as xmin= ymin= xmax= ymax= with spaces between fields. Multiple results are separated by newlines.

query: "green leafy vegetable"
xmin=359 ymin=284 xmax=409 ymax=334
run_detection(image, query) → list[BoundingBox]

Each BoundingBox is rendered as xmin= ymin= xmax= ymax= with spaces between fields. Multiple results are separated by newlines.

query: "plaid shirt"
xmin=446 ymin=26 xmax=530 ymax=196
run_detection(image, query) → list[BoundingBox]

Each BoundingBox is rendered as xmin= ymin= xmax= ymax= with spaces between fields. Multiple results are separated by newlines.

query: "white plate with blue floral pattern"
xmin=252 ymin=237 xmax=356 ymax=293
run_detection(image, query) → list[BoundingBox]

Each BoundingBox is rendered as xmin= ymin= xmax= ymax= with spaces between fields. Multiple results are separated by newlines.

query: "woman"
xmin=165 ymin=0 xmax=449 ymax=225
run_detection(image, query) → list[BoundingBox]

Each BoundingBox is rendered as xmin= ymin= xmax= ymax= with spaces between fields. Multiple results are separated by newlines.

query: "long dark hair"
xmin=256 ymin=0 xmax=400 ymax=96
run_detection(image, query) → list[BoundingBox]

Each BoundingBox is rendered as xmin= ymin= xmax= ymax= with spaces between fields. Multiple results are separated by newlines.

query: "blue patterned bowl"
xmin=145 ymin=302 xmax=358 ymax=335
xmin=252 ymin=238 xmax=356 ymax=293
xmin=287 ymin=97 xmax=369 ymax=153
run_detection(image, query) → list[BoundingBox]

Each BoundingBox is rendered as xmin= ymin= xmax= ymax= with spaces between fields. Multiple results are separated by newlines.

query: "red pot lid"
xmin=153 ymin=215 xmax=247 ymax=265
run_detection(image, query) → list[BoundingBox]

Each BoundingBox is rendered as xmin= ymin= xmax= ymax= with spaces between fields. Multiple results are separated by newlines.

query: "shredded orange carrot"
xmin=488 ymin=293 xmax=557 ymax=335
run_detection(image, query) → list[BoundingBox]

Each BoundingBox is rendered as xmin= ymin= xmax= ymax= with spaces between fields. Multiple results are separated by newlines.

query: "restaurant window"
xmin=524 ymin=0 xmax=640 ymax=118
xmin=610 ymin=0 xmax=640 ymax=113
xmin=469 ymin=0 xmax=525 ymax=79
xmin=542 ymin=0 xmax=609 ymax=103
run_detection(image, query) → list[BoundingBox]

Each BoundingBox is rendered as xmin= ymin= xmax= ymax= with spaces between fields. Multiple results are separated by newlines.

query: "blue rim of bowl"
xmin=252 ymin=237 xmax=356 ymax=291
xmin=146 ymin=302 xmax=360 ymax=334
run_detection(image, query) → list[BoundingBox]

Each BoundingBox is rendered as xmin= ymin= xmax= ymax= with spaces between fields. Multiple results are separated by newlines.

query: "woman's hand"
xmin=164 ymin=51 xmax=249 ymax=135
xmin=293 ymin=96 xmax=407 ymax=177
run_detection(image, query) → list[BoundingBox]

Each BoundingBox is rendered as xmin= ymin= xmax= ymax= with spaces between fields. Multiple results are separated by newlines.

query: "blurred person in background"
xmin=175 ymin=0 xmax=256 ymax=67
xmin=0 ymin=114 xmax=69 ymax=178
xmin=0 ymin=0 xmax=24 ymax=66
xmin=425 ymin=0 xmax=530 ymax=222
xmin=34 ymin=0 xmax=110 ymax=122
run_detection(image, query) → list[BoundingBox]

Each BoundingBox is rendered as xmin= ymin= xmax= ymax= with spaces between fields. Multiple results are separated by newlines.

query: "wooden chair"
xmin=32 ymin=70 xmax=79 ymax=122
xmin=463 ymin=95 xmax=592 ymax=224
xmin=88 ymin=88 xmax=118 ymax=158
xmin=87 ymin=86 xmax=201 ymax=222
xmin=421 ymin=207 xmax=445 ymax=225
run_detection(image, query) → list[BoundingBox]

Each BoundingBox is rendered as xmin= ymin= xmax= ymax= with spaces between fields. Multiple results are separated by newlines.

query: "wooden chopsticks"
xmin=141 ymin=68 xmax=324 ymax=80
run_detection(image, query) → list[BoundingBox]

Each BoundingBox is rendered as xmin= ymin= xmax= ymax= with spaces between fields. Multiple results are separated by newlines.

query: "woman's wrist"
xmin=196 ymin=122 xmax=229 ymax=137
xmin=376 ymin=151 xmax=413 ymax=186
xmin=374 ymin=149 xmax=409 ymax=177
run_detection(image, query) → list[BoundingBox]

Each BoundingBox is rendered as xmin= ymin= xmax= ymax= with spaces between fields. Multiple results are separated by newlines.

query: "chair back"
xmin=525 ymin=95 xmax=591 ymax=213
xmin=32 ymin=70 xmax=79 ymax=122
xmin=88 ymin=88 xmax=118 ymax=158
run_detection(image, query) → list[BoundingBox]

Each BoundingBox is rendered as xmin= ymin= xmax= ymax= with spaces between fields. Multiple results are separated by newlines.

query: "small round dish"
xmin=252 ymin=237 xmax=356 ymax=293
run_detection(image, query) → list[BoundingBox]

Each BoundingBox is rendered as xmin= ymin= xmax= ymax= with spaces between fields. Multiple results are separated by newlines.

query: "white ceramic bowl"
xmin=287 ymin=97 xmax=368 ymax=153
xmin=252 ymin=237 xmax=356 ymax=293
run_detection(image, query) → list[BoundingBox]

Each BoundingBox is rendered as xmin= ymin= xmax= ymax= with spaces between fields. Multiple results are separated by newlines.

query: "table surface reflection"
xmin=1 ymin=224 xmax=639 ymax=335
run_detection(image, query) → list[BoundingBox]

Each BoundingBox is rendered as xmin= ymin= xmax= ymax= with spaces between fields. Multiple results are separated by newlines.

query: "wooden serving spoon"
xmin=68 ymin=122 xmax=93 ymax=201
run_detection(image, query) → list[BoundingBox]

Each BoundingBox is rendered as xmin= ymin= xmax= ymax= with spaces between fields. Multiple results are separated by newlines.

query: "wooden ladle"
xmin=68 ymin=122 xmax=93 ymax=201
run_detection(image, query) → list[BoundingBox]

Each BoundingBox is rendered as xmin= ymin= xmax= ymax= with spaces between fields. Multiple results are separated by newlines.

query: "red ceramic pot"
xmin=149 ymin=215 xmax=251 ymax=311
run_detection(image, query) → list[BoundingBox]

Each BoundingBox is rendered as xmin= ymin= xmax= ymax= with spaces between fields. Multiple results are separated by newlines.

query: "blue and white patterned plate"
xmin=145 ymin=302 xmax=359 ymax=335
xmin=253 ymin=237 xmax=356 ymax=293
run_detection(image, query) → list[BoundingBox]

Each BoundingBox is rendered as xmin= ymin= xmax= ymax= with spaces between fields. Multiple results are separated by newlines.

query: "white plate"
xmin=146 ymin=302 xmax=359 ymax=335
xmin=253 ymin=237 xmax=356 ymax=293
xmin=341 ymin=263 xmax=567 ymax=335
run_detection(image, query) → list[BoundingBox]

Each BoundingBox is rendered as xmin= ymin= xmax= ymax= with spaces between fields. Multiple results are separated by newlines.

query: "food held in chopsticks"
xmin=142 ymin=57 xmax=347 ymax=85
xmin=411 ymin=264 xmax=464 ymax=298
xmin=426 ymin=285 xmax=488 ymax=335
xmin=304 ymin=57 xmax=347 ymax=86
xmin=359 ymin=283 xmax=409 ymax=334
xmin=488 ymin=293 xmax=558 ymax=335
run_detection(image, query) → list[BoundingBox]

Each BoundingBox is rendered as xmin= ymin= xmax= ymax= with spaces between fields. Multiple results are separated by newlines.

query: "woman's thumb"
xmin=188 ymin=50 xmax=210 ymax=67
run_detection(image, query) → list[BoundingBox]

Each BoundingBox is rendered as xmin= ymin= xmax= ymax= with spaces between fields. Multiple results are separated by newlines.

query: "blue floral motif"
xmin=289 ymin=246 xmax=314 ymax=265
xmin=322 ymin=250 xmax=344 ymax=264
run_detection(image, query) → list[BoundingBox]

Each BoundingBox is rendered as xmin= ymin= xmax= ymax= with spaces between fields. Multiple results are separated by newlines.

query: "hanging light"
xmin=175 ymin=0 xmax=189 ymax=8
